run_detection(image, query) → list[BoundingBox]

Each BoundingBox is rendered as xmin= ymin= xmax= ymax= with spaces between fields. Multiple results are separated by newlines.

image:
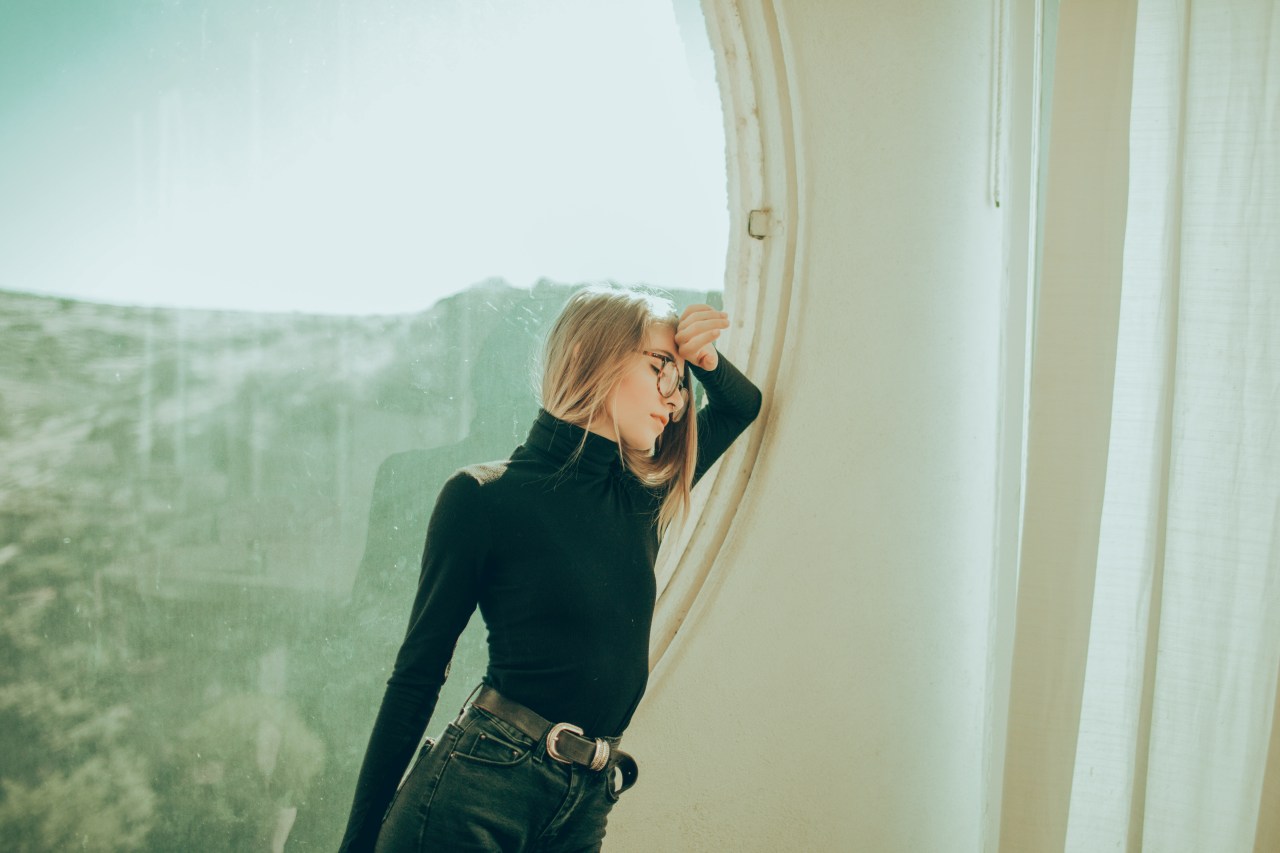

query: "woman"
xmin=339 ymin=284 xmax=763 ymax=852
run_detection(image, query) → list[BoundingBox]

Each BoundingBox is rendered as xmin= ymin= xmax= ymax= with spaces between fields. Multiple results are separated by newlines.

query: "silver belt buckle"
xmin=546 ymin=722 xmax=611 ymax=771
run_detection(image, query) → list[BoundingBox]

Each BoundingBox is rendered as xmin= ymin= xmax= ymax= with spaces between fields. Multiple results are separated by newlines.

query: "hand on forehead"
xmin=673 ymin=304 xmax=728 ymax=373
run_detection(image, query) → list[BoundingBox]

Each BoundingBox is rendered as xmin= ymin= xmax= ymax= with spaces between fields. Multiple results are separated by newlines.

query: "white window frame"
xmin=650 ymin=0 xmax=798 ymax=670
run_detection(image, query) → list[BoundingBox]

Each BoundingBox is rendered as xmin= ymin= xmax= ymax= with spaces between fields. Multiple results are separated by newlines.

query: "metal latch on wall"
xmin=747 ymin=208 xmax=770 ymax=239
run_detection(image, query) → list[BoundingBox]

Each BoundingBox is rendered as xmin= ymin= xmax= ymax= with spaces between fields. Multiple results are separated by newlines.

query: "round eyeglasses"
xmin=642 ymin=350 xmax=690 ymax=422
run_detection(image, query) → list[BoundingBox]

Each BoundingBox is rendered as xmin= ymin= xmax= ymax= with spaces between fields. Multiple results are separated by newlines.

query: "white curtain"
xmin=1065 ymin=1 xmax=1280 ymax=850
xmin=1002 ymin=1 xmax=1279 ymax=851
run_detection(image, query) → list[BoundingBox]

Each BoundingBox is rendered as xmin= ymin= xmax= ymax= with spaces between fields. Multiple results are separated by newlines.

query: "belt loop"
xmin=456 ymin=682 xmax=483 ymax=719
xmin=532 ymin=736 xmax=546 ymax=766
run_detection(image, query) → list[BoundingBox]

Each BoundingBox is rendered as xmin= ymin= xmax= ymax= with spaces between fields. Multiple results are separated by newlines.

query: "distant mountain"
xmin=0 ymin=279 xmax=723 ymax=852
xmin=0 ymin=279 xmax=719 ymax=600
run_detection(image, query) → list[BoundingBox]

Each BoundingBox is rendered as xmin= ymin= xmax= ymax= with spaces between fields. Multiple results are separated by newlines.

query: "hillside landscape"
xmin=0 ymin=279 xmax=719 ymax=851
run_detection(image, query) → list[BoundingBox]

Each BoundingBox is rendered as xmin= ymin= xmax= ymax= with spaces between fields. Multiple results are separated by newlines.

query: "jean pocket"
xmin=453 ymin=711 xmax=537 ymax=768
xmin=380 ymin=736 xmax=437 ymax=824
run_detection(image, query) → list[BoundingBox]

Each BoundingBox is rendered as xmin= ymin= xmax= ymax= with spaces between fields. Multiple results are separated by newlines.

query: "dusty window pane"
xmin=0 ymin=1 xmax=724 ymax=850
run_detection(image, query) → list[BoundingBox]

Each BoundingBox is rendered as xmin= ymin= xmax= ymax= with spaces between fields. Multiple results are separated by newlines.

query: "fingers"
xmin=679 ymin=304 xmax=724 ymax=325
xmin=674 ymin=305 xmax=730 ymax=369
xmin=680 ymin=302 xmax=716 ymax=320
xmin=675 ymin=309 xmax=729 ymax=353
xmin=677 ymin=328 xmax=721 ymax=358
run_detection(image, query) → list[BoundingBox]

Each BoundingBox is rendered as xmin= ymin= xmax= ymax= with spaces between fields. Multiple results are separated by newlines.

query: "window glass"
xmin=0 ymin=1 xmax=725 ymax=848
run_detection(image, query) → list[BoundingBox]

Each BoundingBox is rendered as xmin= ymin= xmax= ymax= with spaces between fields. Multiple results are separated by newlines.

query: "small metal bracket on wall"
xmin=747 ymin=208 xmax=770 ymax=239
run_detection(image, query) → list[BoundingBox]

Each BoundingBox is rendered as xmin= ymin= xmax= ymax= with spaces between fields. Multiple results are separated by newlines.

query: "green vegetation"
xmin=0 ymin=281 xmax=720 ymax=850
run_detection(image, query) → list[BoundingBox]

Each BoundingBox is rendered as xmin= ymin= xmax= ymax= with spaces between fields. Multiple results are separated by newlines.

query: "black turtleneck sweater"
xmin=339 ymin=354 xmax=762 ymax=851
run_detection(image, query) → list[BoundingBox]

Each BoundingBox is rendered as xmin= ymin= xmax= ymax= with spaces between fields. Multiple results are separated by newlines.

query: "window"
xmin=0 ymin=1 xmax=729 ymax=847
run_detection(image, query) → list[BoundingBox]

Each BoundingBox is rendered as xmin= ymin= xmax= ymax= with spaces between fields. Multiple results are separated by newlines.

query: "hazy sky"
xmin=0 ymin=0 xmax=727 ymax=314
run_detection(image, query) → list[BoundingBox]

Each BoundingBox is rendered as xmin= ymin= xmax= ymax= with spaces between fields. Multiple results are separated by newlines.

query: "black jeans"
xmin=375 ymin=704 xmax=622 ymax=852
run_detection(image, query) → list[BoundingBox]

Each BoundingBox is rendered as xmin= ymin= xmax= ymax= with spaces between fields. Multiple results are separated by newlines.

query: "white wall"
xmin=611 ymin=1 xmax=1010 ymax=849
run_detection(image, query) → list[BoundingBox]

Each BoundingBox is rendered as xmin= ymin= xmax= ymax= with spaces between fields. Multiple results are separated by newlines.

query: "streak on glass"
xmin=0 ymin=0 xmax=724 ymax=849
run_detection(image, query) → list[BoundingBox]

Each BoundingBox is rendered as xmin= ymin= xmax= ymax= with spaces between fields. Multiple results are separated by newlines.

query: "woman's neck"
xmin=584 ymin=415 xmax=618 ymax=443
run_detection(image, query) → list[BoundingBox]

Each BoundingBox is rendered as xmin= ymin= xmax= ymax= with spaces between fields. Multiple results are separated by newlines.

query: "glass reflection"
xmin=0 ymin=282 xmax=721 ymax=850
xmin=0 ymin=0 xmax=727 ymax=846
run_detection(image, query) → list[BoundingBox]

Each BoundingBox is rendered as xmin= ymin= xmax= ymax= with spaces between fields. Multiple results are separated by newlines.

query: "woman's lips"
xmin=652 ymin=414 xmax=667 ymax=427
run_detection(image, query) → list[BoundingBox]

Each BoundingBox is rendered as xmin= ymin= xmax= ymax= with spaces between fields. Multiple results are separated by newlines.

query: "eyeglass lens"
xmin=657 ymin=362 xmax=688 ymax=421
xmin=658 ymin=362 xmax=678 ymax=396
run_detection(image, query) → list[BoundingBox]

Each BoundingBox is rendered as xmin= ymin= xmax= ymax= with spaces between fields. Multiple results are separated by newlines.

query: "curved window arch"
xmin=650 ymin=0 xmax=795 ymax=670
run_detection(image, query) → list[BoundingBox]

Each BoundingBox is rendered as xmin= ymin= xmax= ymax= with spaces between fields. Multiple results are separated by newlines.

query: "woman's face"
xmin=594 ymin=324 xmax=686 ymax=451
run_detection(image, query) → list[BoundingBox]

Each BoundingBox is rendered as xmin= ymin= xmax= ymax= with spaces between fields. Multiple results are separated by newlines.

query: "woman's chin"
xmin=619 ymin=432 xmax=658 ymax=455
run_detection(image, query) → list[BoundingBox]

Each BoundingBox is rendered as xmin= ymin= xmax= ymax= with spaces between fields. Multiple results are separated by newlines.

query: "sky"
xmin=0 ymin=0 xmax=727 ymax=314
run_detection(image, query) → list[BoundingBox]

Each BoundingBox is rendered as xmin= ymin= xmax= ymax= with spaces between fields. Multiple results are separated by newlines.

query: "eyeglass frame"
xmin=641 ymin=350 xmax=690 ymax=422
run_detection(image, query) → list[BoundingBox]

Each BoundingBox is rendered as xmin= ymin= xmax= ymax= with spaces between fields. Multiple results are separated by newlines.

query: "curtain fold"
xmin=1004 ymin=1 xmax=1280 ymax=851
xmin=998 ymin=1 xmax=1139 ymax=850
xmin=1066 ymin=1 xmax=1280 ymax=850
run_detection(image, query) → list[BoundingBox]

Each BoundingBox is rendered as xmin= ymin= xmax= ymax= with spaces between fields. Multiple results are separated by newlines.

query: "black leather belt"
xmin=470 ymin=685 xmax=639 ymax=796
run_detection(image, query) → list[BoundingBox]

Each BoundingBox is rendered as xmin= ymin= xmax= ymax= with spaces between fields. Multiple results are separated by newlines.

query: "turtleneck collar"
xmin=525 ymin=409 xmax=624 ymax=476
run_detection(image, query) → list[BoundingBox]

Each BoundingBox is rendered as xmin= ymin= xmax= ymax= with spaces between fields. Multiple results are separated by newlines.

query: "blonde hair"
xmin=540 ymin=284 xmax=697 ymax=538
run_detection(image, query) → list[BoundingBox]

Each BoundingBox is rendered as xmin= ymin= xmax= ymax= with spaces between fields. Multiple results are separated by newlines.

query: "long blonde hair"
xmin=540 ymin=284 xmax=697 ymax=537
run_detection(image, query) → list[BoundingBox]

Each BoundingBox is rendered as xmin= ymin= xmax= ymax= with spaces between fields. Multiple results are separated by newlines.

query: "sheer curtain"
xmin=1001 ymin=1 xmax=1279 ymax=851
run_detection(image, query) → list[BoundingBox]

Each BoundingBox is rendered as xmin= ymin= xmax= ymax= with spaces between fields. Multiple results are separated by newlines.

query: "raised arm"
xmin=338 ymin=471 xmax=488 ymax=852
xmin=690 ymin=353 xmax=763 ymax=486
xmin=673 ymin=304 xmax=763 ymax=487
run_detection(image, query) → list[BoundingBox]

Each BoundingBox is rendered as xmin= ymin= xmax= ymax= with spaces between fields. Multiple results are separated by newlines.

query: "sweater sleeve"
xmin=689 ymin=352 xmax=764 ymax=487
xmin=338 ymin=470 xmax=488 ymax=852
